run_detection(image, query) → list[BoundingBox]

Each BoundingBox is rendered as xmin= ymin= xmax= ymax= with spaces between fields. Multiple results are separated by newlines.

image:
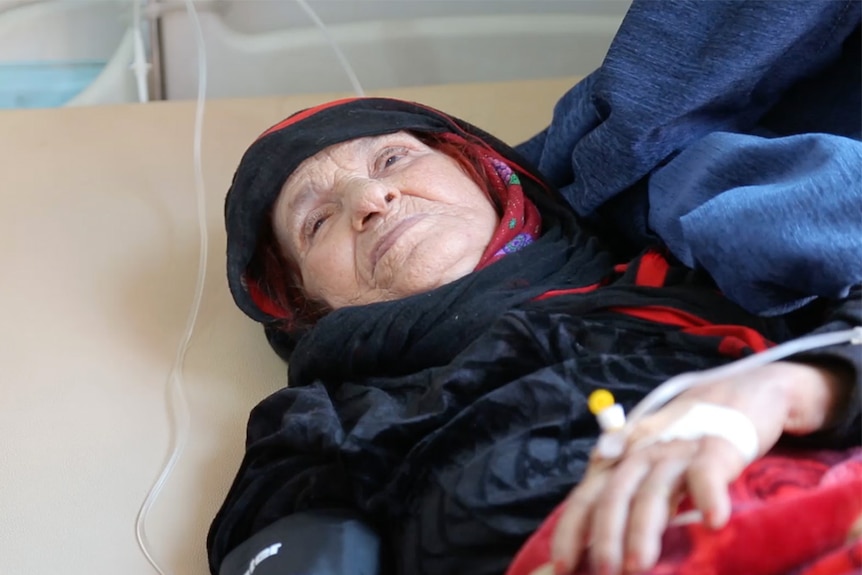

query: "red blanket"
xmin=506 ymin=448 xmax=862 ymax=575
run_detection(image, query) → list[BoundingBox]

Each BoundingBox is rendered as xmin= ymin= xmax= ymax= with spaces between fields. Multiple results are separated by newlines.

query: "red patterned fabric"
xmin=475 ymin=154 xmax=543 ymax=269
xmin=506 ymin=448 xmax=862 ymax=575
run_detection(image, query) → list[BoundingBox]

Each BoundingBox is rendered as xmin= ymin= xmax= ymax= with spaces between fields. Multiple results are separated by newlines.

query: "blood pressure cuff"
xmin=218 ymin=511 xmax=380 ymax=575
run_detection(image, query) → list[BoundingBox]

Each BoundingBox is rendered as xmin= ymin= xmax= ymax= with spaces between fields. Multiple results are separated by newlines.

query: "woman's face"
xmin=272 ymin=131 xmax=500 ymax=309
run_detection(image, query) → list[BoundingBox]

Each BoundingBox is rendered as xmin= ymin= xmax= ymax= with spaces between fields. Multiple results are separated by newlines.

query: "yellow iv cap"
xmin=588 ymin=389 xmax=615 ymax=415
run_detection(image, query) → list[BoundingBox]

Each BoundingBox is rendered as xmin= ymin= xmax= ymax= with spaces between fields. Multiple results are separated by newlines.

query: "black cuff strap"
xmin=220 ymin=511 xmax=380 ymax=575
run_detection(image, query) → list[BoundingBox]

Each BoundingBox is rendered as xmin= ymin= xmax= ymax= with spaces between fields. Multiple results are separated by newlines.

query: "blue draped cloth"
xmin=516 ymin=0 xmax=862 ymax=315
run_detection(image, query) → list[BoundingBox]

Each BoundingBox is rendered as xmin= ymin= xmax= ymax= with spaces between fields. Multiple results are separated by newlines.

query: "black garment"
xmin=211 ymin=98 xmax=861 ymax=575
xmin=209 ymin=243 xmax=859 ymax=575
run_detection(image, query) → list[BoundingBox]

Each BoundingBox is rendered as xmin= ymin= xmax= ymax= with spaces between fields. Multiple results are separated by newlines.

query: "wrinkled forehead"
xmin=285 ymin=135 xmax=374 ymax=187
xmin=277 ymin=130 xmax=423 ymax=204
xmin=294 ymin=131 xmax=419 ymax=175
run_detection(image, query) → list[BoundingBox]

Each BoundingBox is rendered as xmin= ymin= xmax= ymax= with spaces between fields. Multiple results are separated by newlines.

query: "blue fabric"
xmin=650 ymin=132 xmax=862 ymax=315
xmin=516 ymin=0 xmax=862 ymax=315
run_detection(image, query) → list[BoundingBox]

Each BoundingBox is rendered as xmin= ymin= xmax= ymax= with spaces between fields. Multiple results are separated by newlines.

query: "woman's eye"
xmin=384 ymin=154 xmax=401 ymax=168
xmin=377 ymin=147 xmax=407 ymax=171
xmin=306 ymin=213 xmax=329 ymax=238
xmin=312 ymin=217 xmax=326 ymax=234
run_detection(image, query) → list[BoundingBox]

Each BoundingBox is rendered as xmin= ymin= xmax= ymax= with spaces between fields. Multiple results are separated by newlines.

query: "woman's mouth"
xmin=371 ymin=215 xmax=424 ymax=274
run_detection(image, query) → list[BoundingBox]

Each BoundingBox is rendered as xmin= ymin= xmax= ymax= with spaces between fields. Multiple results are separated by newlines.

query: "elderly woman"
xmin=207 ymin=95 xmax=860 ymax=575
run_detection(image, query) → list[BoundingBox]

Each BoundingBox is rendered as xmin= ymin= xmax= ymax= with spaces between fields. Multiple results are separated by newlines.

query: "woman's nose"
xmin=342 ymin=178 xmax=400 ymax=231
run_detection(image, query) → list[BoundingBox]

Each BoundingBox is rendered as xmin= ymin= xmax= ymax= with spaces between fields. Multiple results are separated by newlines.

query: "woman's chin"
xmin=392 ymin=261 xmax=480 ymax=297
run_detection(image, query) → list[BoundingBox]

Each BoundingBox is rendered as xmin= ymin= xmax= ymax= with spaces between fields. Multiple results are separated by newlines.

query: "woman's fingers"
xmin=589 ymin=455 xmax=652 ymax=575
xmin=551 ymin=470 xmax=604 ymax=574
xmin=686 ymin=436 xmax=745 ymax=529
xmin=588 ymin=439 xmax=733 ymax=574
xmin=623 ymin=455 xmax=689 ymax=571
xmin=553 ymin=438 xmax=745 ymax=575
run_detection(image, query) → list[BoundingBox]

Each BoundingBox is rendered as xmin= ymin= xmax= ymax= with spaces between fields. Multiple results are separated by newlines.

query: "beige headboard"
xmin=0 ymin=77 xmax=576 ymax=575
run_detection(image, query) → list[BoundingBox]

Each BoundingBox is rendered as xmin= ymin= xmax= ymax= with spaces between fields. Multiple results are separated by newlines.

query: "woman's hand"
xmin=550 ymin=360 xmax=850 ymax=575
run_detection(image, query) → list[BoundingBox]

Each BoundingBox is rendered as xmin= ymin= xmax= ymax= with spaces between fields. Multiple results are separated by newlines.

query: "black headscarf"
xmin=225 ymin=97 xmax=616 ymax=364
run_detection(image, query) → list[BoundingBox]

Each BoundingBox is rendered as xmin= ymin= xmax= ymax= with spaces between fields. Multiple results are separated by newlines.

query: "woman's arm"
xmin=550 ymin=359 xmax=859 ymax=575
xmin=785 ymin=285 xmax=862 ymax=447
xmin=549 ymin=288 xmax=861 ymax=575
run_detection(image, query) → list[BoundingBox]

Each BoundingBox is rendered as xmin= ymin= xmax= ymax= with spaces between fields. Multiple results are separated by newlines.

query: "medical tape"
xmin=634 ymin=402 xmax=760 ymax=463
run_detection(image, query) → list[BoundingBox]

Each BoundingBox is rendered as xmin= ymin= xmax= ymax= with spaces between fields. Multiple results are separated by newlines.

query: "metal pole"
xmin=146 ymin=0 xmax=165 ymax=101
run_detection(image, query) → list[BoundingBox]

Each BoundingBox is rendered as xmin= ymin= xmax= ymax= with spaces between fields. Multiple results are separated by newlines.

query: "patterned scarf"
xmin=476 ymin=155 xmax=543 ymax=269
